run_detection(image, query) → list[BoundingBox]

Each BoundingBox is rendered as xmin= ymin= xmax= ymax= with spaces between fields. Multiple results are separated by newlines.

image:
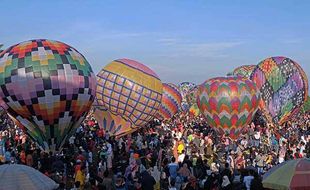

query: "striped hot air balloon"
xmin=157 ymin=83 xmax=182 ymax=119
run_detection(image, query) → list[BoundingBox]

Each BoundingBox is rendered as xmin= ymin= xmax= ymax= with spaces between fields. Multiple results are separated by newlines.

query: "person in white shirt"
xmin=254 ymin=131 xmax=261 ymax=147
xmin=178 ymin=150 xmax=185 ymax=163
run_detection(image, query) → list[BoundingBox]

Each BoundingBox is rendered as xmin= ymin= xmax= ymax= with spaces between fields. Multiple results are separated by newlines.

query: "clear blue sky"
xmin=1 ymin=0 xmax=310 ymax=85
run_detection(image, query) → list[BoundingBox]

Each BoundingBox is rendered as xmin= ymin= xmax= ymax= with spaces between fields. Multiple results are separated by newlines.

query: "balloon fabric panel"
xmin=250 ymin=57 xmax=308 ymax=125
xmin=96 ymin=59 xmax=162 ymax=127
xmin=158 ymin=83 xmax=182 ymax=119
xmin=93 ymin=105 xmax=136 ymax=137
xmin=233 ymin=65 xmax=256 ymax=78
xmin=179 ymin=82 xmax=196 ymax=111
xmin=0 ymin=39 xmax=96 ymax=152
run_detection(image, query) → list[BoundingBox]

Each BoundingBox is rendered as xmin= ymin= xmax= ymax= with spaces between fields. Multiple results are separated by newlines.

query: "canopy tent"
xmin=262 ymin=158 xmax=310 ymax=190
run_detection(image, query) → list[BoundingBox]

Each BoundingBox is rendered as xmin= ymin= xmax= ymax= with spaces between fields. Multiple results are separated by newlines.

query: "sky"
xmin=1 ymin=0 xmax=310 ymax=84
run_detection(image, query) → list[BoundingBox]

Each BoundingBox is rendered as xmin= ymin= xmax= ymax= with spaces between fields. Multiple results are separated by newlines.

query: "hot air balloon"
xmin=96 ymin=59 xmax=162 ymax=129
xmin=197 ymin=77 xmax=260 ymax=139
xmin=185 ymin=86 xmax=200 ymax=116
xmin=179 ymin=82 xmax=196 ymax=112
xmin=93 ymin=106 xmax=136 ymax=138
xmin=189 ymin=104 xmax=200 ymax=117
xmin=232 ymin=65 xmax=256 ymax=78
xmin=250 ymin=56 xmax=308 ymax=125
xmin=179 ymin=82 xmax=196 ymax=98
xmin=0 ymin=39 xmax=96 ymax=152
xmin=186 ymin=86 xmax=199 ymax=106
xmin=157 ymin=83 xmax=182 ymax=120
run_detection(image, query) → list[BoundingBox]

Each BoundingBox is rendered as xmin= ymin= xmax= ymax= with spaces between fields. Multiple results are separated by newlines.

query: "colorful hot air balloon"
xmin=189 ymin=104 xmax=200 ymax=117
xmin=96 ymin=59 xmax=162 ymax=128
xmin=93 ymin=106 xmax=135 ymax=138
xmin=232 ymin=65 xmax=256 ymax=78
xmin=179 ymin=82 xmax=196 ymax=112
xmin=157 ymin=83 xmax=182 ymax=119
xmin=250 ymin=56 xmax=308 ymax=125
xmin=179 ymin=82 xmax=196 ymax=98
xmin=185 ymin=86 xmax=200 ymax=116
xmin=186 ymin=86 xmax=199 ymax=107
xmin=197 ymin=77 xmax=260 ymax=139
xmin=0 ymin=39 xmax=96 ymax=152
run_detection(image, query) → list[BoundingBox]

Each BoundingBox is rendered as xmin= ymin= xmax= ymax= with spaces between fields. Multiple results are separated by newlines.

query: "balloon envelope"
xmin=186 ymin=86 xmax=199 ymax=107
xmin=250 ymin=57 xmax=308 ymax=125
xmin=96 ymin=59 xmax=162 ymax=127
xmin=0 ymin=39 xmax=96 ymax=152
xmin=179 ymin=82 xmax=196 ymax=98
xmin=93 ymin=105 xmax=137 ymax=137
xmin=189 ymin=104 xmax=200 ymax=117
xmin=158 ymin=83 xmax=182 ymax=119
xmin=179 ymin=82 xmax=196 ymax=112
xmin=197 ymin=77 xmax=260 ymax=139
xmin=233 ymin=65 xmax=256 ymax=78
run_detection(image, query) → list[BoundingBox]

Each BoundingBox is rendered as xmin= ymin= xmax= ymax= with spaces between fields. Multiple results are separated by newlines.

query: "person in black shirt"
xmin=220 ymin=163 xmax=232 ymax=184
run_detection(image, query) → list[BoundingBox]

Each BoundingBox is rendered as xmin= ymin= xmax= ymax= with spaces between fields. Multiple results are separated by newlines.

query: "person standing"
xmin=168 ymin=157 xmax=179 ymax=182
xmin=75 ymin=165 xmax=86 ymax=190
xmin=141 ymin=170 xmax=156 ymax=190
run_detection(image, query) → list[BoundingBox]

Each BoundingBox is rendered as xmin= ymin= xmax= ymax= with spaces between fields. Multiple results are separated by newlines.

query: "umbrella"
xmin=0 ymin=164 xmax=59 ymax=190
xmin=262 ymin=158 xmax=310 ymax=190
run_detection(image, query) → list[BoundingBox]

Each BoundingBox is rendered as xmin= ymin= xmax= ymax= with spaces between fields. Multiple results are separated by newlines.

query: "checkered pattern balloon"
xmin=93 ymin=105 xmax=137 ymax=137
xmin=0 ymin=39 xmax=96 ymax=152
xmin=158 ymin=83 xmax=182 ymax=119
xmin=250 ymin=57 xmax=308 ymax=125
xmin=197 ymin=77 xmax=260 ymax=139
xmin=232 ymin=65 xmax=256 ymax=78
xmin=96 ymin=59 xmax=162 ymax=127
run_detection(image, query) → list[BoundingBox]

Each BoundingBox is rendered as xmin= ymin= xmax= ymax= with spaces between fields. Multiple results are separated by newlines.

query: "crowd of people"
xmin=0 ymin=109 xmax=309 ymax=190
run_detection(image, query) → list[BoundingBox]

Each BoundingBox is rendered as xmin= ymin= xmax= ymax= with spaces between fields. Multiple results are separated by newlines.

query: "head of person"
xmin=74 ymin=181 xmax=80 ymax=188
xmin=171 ymin=157 xmax=176 ymax=163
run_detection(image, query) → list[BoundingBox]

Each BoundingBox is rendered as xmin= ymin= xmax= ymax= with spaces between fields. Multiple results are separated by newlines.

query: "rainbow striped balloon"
xmin=197 ymin=77 xmax=260 ymax=139
xmin=158 ymin=83 xmax=182 ymax=119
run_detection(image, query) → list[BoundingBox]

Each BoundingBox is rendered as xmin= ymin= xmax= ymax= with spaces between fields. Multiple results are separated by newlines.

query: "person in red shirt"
xmin=76 ymin=150 xmax=86 ymax=162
